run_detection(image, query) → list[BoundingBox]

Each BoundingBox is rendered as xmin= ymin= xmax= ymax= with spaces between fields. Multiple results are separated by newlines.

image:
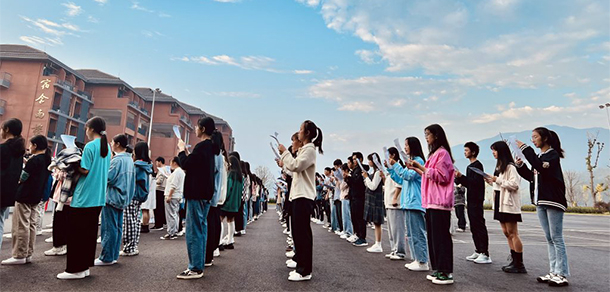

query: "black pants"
xmin=455 ymin=205 xmax=466 ymax=229
xmin=334 ymin=200 xmax=343 ymax=231
xmin=426 ymin=209 xmax=453 ymax=274
xmin=66 ymin=206 xmax=102 ymax=273
xmin=153 ymin=190 xmax=166 ymax=228
xmin=52 ymin=204 xmax=70 ymax=247
xmin=205 ymin=206 xmax=221 ymax=264
xmin=283 ymin=200 xmax=292 ymax=232
xmin=467 ymin=201 xmax=489 ymax=254
xmin=351 ymin=199 xmax=366 ymax=240
xmin=178 ymin=202 xmax=186 ymax=232
xmin=292 ymin=198 xmax=313 ymax=276
xmin=235 ymin=201 xmax=244 ymax=232
xmin=324 ymin=200 xmax=331 ymax=224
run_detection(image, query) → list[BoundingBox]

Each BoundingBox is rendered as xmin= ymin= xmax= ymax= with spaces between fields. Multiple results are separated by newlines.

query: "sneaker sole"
xmin=474 ymin=261 xmax=492 ymax=264
xmin=177 ymin=274 xmax=204 ymax=280
xmin=432 ymin=279 xmax=454 ymax=285
xmin=548 ymin=281 xmax=569 ymax=287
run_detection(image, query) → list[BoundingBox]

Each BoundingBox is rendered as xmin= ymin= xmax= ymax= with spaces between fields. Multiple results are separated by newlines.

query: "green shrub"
xmin=566 ymin=206 xmax=606 ymax=214
xmin=521 ymin=205 xmax=537 ymax=212
xmin=483 ymin=203 xmax=492 ymax=210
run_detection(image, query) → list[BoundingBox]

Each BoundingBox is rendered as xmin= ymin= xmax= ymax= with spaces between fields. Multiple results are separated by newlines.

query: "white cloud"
xmin=131 ymin=2 xmax=154 ymax=13
xmin=62 ymin=2 xmax=83 ymax=16
xmin=94 ymin=0 xmax=107 ymax=5
xmin=87 ymin=16 xmax=99 ymax=23
xmin=19 ymin=36 xmax=63 ymax=47
xmin=158 ymin=12 xmax=171 ymax=18
xmin=472 ymin=103 xmax=596 ymax=124
xmin=295 ymin=0 xmax=320 ymax=7
xmin=203 ymin=91 xmax=261 ymax=98
xmin=293 ymin=70 xmax=314 ymax=74
xmin=176 ymin=54 xmax=308 ymax=74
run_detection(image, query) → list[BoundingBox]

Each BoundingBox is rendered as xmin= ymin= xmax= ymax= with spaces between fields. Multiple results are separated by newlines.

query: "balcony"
xmin=54 ymin=79 xmax=93 ymax=103
xmin=127 ymin=100 xmax=150 ymax=117
xmin=0 ymin=72 xmax=11 ymax=89
xmin=126 ymin=122 xmax=136 ymax=131
xmin=180 ymin=115 xmax=193 ymax=129
xmin=72 ymin=112 xmax=81 ymax=120
xmin=0 ymin=99 xmax=5 ymax=115
xmin=77 ymin=90 xmax=92 ymax=101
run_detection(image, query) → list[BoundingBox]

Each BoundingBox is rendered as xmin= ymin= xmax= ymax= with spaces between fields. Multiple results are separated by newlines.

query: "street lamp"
xmin=147 ymin=88 xmax=161 ymax=146
xmin=599 ymin=103 xmax=610 ymax=151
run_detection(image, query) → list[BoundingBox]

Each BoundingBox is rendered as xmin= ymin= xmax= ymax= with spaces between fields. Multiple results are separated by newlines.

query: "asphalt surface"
xmin=0 ymin=206 xmax=609 ymax=291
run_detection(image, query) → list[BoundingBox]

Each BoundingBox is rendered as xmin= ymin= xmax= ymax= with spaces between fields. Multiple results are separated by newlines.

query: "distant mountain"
xmin=452 ymin=125 xmax=609 ymax=174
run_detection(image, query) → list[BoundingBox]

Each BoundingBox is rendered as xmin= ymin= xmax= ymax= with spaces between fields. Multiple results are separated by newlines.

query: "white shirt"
xmin=164 ymin=167 xmax=185 ymax=200
xmin=281 ymin=143 xmax=317 ymax=201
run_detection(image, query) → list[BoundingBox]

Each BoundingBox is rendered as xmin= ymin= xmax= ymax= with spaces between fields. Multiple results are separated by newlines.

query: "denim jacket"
xmin=107 ymin=152 xmax=136 ymax=209
xmin=133 ymin=160 xmax=153 ymax=202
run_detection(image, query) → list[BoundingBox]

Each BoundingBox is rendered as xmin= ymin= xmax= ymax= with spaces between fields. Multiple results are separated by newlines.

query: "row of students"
xmin=309 ymin=124 xmax=569 ymax=286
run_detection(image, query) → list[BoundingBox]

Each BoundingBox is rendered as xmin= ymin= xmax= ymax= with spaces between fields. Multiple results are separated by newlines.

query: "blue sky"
xmin=1 ymin=0 xmax=609 ymax=179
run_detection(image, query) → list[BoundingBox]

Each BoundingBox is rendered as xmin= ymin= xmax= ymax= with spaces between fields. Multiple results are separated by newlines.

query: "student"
xmin=206 ymin=131 xmax=227 ymax=263
xmin=516 ymin=127 xmax=569 ymax=287
xmin=339 ymin=164 xmax=353 ymax=240
xmin=57 ymin=116 xmax=111 ymax=280
xmin=0 ymin=119 xmax=25 ymax=251
xmin=95 ymin=134 xmax=135 ymax=266
xmin=486 ymin=141 xmax=526 ymax=273
xmin=176 ymin=117 xmax=217 ymax=279
xmin=121 ymin=142 xmax=152 ymax=256
xmin=455 ymin=142 xmax=491 ymax=264
xmin=220 ymin=155 xmax=243 ymax=250
xmin=331 ymin=160 xmax=344 ymax=235
xmin=408 ymin=124 xmax=455 ymax=285
xmin=383 ymin=147 xmax=405 ymax=260
xmin=140 ymin=170 xmax=156 ymax=234
xmin=362 ymin=153 xmax=385 ymax=253
xmin=162 ymin=157 xmax=185 ymax=240
xmin=1 ymin=135 xmax=51 ymax=265
xmin=152 ymin=157 xmax=169 ymax=231
xmin=454 ymin=184 xmax=466 ymax=232
xmin=346 ymin=152 xmax=368 ymax=246
xmin=387 ymin=138 xmax=429 ymax=270
xmin=278 ymin=120 xmax=323 ymax=282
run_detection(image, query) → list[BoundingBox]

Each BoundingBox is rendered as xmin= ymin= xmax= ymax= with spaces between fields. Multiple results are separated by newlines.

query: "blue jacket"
xmin=387 ymin=156 xmax=425 ymax=212
xmin=107 ymin=152 xmax=136 ymax=209
xmin=211 ymin=154 xmax=223 ymax=207
xmin=133 ymin=160 xmax=153 ymax=202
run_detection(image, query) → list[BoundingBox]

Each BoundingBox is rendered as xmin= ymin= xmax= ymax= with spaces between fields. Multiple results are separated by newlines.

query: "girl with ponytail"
xmin=515 ymin=127 xmax=569 ymax=286
xmin=277 ymin=120 xmax=323 ymax=281
xmin=57 ymin=116 xmax=111 ymax=280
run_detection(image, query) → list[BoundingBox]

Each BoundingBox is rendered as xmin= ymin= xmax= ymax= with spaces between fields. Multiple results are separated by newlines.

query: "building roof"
xmin=178 ymin=101 xmax=229 ymax=126
xmin=0 ymin=44 xmax=87 ymax=80
xmin=134 ymin=87 xmax=179 ymax=103
xmin=76 ymin=69 xmax=147 ymax=100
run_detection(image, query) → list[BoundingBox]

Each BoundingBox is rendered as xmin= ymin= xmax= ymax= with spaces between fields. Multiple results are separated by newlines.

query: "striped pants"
xmin=122 ymin=200 xmax=142 ymax=253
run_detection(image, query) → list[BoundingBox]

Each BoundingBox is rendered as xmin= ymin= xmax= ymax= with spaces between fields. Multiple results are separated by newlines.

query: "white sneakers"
xmin=94 ymin=258 xmax=117 ymax=266
xmin=286 ymin=251 xmax=295 ymax=258
xmin=1 ymin=257 xmax=27 ymax=265
xmin=347 ymin=235 xmax=358 ymax=243
xmin=288 ymin=270 xmax=312 ymax=281
xmin=466 ymin=252 xmax=480 ymax=261
xmin=44 ymin=237 xmax=53 ymax=243
xmin=57 ymin=269 xmax=90 ymax=280
xmin=340 ymin=233 xmax=348 ymax=239
xmin=405 ymin=261 xmax=430 ymax=271
xmin=283 ymin=229 xmax=290 ymax=235
xmin=213 ymin=248 xmax=220 ymax=257
xmin=286 ymin=259 xmax=297 ymax=268
xmin=473 ymin=253 xmax=492 ymax=264
xmin=390 ymin=254 xmax=405 ymax=261
xmin=96 ymin=236 xmax=101 ymax=244
xmin=366 ymin=243 xmax=383 ymax=253
xmin=119 ymin=250 xmax=139 ymax=256
xmin=44 ymin=245 xmax=67 ymax=256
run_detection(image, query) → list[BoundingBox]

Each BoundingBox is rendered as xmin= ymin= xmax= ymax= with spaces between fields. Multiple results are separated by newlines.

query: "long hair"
xmin=367 ymin=152 xmax=381 ymax=171
xmin=387 ymin=147 xmax=404 ymax=167
xmin=424 ymin=124 xmax=453 ymax=162
xmin=229 ymin=155 xmax=242 ymax=182
xmin=534 ymin=127 xmax=565 ymax=158
xmin=302 ymin=120 xmax=323 ymax=154
xmin=1 ymin=118 xmax=25 ymax=156
xmin=211 ymin=130 xmax=226 ymax=158
xmin=134 ymin=141 xmax=151 ymax=163
xmin=30 ymin=135 xmax=50 ymax=158
xmin=85 ymin=116 xmax=108 ymax=158
xmin=491 ymin=141 xmax=514 ymax=175
xmin=406 ymin=136 xmax=426 ymax=162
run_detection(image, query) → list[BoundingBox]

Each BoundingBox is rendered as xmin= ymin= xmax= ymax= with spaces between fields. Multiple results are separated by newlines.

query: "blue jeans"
xmin=537 ymin=206 xmax=570 ymax=277
xmin=99 ymin=205 xmax=123 ymax=263
xmin=406 ymin=210 xmax=429 ymax=263
xmin=186 ymin=199 xmax=211 ymax=272
xmin=330 ymin=201 xmax=339 ymax=231
xmin=242 ymin=200 xmax=248 ymax=231
xmin=0 ymin=207 xmax=9 ymax=250
xmin=341 ymin=199 xmax=353 ymax=236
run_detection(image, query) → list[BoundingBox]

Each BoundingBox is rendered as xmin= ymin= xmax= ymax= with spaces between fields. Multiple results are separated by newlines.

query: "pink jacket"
xmin=421 ymin=147 xmax=455 ymax=211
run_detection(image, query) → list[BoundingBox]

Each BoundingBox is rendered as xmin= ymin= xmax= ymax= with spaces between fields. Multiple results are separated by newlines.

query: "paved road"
xmin=1 ymin=206 xmax=609 ymax=291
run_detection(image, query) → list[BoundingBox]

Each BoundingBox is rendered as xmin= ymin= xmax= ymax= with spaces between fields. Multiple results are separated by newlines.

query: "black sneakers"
xmin=176 ymin=269 xmax=203 ymax=280
xmin=160 ymin=234 xmax=177 ymax=240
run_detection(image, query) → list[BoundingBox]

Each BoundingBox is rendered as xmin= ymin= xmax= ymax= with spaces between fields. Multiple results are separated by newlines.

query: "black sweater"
xmin=16 ymin=154 xmax=51 ymax=205
xmin=516 ymin=146 xmax=567 ymax=211
xmin=455 ymin=160 xmax=485 ymax=204
xmin=346 ymin=165 xmax=368 ymax=201
xmin=179 ymin=139 xmax=217 ymax=201
xmin=0 ymin=138 xmax=25 ymax=208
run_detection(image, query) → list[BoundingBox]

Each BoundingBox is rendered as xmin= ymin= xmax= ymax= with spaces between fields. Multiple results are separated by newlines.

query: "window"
xmin=151 ymin=124 xmax=174 ymax=138
xmin=69 ymin=124 xmax=78 ymax=136
xmin=126 ymin=112 xmax=136 ymax=130
xmin=89 ymin=109 xmax=122 ymax=125
xmin=52 ymin=92 xmax=62 ymax=111
xmin=48 ymin=118 xmax=58 ymax=138
xmin=73 ymin=101 xmax=81 ymax=119
xmin=171 ymin=103 xmax=178 ymax=114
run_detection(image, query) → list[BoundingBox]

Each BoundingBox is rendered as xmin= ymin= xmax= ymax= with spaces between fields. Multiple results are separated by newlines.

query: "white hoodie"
xmin=281 ymin=143 xmax=317 ymax=201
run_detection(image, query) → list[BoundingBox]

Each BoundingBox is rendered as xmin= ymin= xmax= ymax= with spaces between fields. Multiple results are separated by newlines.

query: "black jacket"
xmin=516 ymin=146 xmax=567 ymax=211
xmin=346 ymin=165 xmax=368 ymax=201
xmin=1 ymin=138 xmax=25 ymax=208
xmin=455 ymin=160 xmax=485 ymax=204
xmin=16 ymin=154 xmax=51 ymax=205
xmin=179 ymin=139 xmax=217 ymax=201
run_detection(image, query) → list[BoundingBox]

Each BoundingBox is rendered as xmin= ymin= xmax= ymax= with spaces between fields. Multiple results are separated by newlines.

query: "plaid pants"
xmin=123 ymin=200 xmax=142 ymax=253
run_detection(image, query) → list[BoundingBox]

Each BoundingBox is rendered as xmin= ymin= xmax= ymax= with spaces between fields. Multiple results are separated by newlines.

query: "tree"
xmin=563 ymin=170 xmax=581 ymax=207
xmin=254 ymin=165 xmax=276 ymax=192
xmin=585 ymin=132 xmax=605 ymax=203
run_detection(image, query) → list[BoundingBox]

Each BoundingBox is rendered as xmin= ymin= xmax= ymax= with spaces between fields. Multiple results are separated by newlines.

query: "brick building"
xmin=0 ymin=44 xmax=234 ymax=157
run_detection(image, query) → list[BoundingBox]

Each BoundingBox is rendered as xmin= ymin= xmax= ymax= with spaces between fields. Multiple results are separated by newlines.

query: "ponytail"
xmin=534 ymin=127 xmax=564 ymax=158
xmin=86 ymin=116 xmax=109 ymax=158
xmin=303 ymin=120 xmax=324 ymax=154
